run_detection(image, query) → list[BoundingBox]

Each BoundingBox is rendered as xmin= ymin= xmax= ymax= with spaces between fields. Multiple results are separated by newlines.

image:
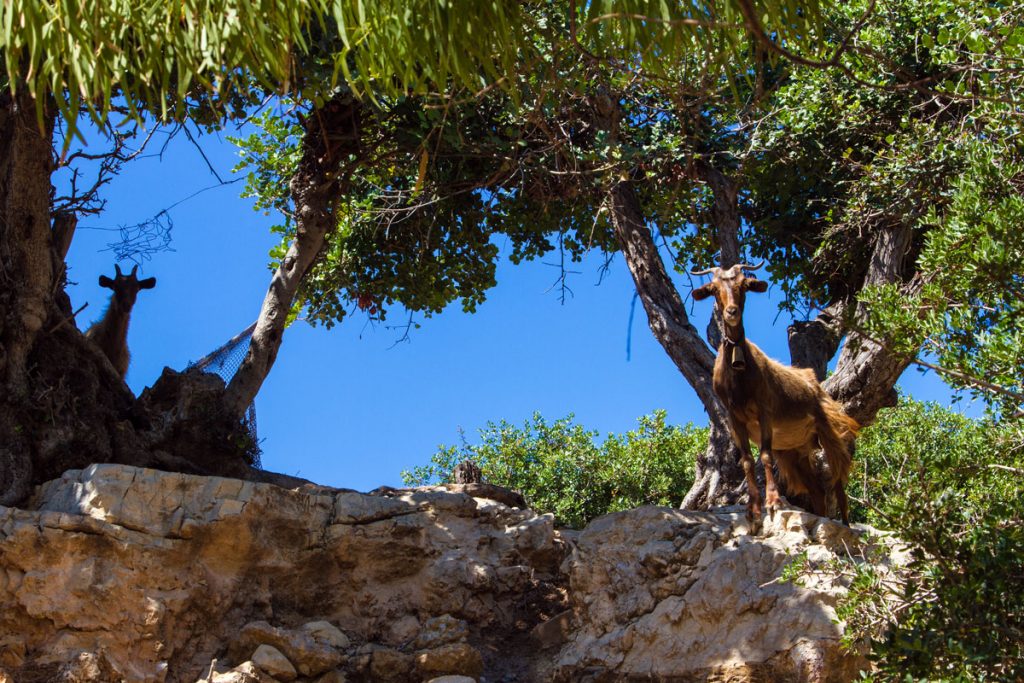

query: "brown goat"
xmin=85 ymin=264 xmax=156 ymax=378
xmin=692 ymin=263 xmax=858 ymax=524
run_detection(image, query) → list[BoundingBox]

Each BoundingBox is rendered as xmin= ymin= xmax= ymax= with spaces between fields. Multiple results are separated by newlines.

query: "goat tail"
xmin=816 ymin=398 xmax=859 ymax=488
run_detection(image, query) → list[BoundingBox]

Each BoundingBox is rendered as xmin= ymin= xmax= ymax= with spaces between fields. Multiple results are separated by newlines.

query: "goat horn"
xmin=130 ymin=264 xmax=139 ymax=277
xmin=689 ymin=267 xmax=717 ymax=276
xmin=114 ymin=263 xmax=123 ymax=277
xmin=739 ymin=261 xmax=765 ymax=272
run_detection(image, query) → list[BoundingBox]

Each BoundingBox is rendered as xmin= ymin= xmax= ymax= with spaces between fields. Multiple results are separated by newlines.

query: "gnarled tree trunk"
xmin=0 ymin=90 xmax=55 ymax=396
xmin=606 ymin=179 xmax=747 ymax=509
xmin=0 ymin=90 xmax=55 ymax=504
xmin=823 ymin=224 xmax=918 ymax=427
xmin=788 ymin=301 xmax=845 ymax=382
xmin=226 ymin=95 xmax=361 ymax=418
xmin=609 ymin=163 xmax=918 ymax=510
xmin=1 ymin=90 xmax=267 ymax=506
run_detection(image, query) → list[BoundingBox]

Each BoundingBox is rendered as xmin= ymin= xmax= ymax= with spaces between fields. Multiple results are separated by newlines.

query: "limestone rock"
xmin=552 ymin=505 xmax=883 ymax=682
xmin=232 ymin=621 xmax=342 ymax=676
xmin=251 ymin=644 xmax=296 ymax=681
xmin=416 ymin=643 xmax=484 ymax=679
xmin=0 ymin=465 xmax=564 ymax=682
xmin=413 ymin=614 xmax=470 ymax=650
xmin=200 ymin=661 xmax=263 ymax=683
xmin=367 ymin=646 xmax=415 ymax=681
xmin=0 ymin=464 xmax=899 ymax=683
xmin=301 ymin=621 xmax=350 ymax=650
xmin=54 ymin=651 xmax=122 ymax=683
xmin=313 ymin=670 xmax=347 ymax=683
xmin=531 ymin=609 xmax=573 ymax=650
xmin=0 ymin=640 xmax=23 ymax=669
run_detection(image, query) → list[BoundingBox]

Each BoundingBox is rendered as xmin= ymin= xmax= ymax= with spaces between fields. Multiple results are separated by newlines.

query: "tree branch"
xmin=225 ymin=94 xmax=362 ymax=418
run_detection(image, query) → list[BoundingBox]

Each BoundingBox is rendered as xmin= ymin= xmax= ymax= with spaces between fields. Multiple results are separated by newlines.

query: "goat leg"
xmin=731 ymin=421 xmax=762 ymax=520
xmin=759 ymin=422 xmax=789 ymax=519
xmin=759 ymin=451 xmax=789 ymax=519
xmin=741 ymin=454 xmax=762 ymax=521
xmin=834 ymin=484 xmax=850 ymax=526
xmin=814 ymin=404 xmax=855 ymax=526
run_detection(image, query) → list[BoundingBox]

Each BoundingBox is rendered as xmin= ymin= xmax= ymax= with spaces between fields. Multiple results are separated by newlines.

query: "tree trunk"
xmin=788 ymin=301 xmax=845 ymax=381
xmin=0 ymin=92 xmax=268 ymax=506
xmin=0 ymin=90 xmax=55 ymax=395
xmin=693 ymin=160 xmax=741 ymax=352
xmin=695 ymin=160 xmax=741 ymax=268
xmin=686 ymin=163 xmax=753 ymax=508
xmin=51 ymin=210 xmax=78 ymax=320
xmin=824 ymin=224 xmax=917 ymax=426
xmin=225 ymin=96 xmax=361 ymax=418
xmin=0 ymin=90 xmax=55 ymax=504
xmin=606 ymin=179 xmax=747 ymax=508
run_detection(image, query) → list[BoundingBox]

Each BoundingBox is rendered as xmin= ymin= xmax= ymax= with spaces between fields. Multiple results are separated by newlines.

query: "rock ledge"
xmin=0 ymin=465 xmax=893 ymax=682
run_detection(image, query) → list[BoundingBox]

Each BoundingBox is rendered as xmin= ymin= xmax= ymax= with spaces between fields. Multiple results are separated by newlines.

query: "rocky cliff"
xmin=0 ymin=465 xmax=892 ymax=682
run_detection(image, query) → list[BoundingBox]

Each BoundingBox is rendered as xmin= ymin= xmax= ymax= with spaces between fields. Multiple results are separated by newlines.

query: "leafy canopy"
xmin=860 ymin=148 xmax=1024 ymax=418
xmin=2 ymin=0 xmax=827 ymax=130
xmin=744 ymin=0 xmax=1024 ymax=414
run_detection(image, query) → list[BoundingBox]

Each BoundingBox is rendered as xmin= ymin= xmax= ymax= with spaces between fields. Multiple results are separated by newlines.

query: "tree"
xmin=221 ymin=0 xmax=832 ymax=416
xmin=0 ymin=0 xmax=341 ymax=503
xmin=834 ymin=399 xmax=1023 ymax=679
xmin=746 ymin=0 xmax=1024 ymax=420
xmin=238 ymin=0 xmax=1023 ymax=511
xmin=1 ymin=1 xmax=828 ymax=504
xmin=229 ymin=2 xmax=776 ymax=507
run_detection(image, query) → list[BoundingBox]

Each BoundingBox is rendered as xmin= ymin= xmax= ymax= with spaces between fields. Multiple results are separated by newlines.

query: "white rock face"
xmin=0 ymin=465 xmax=563 ymax=682
xmin=552 ymin=505 xmax=878 ymax=682
xmin=0 ymin=465 xmax=891 ymax=682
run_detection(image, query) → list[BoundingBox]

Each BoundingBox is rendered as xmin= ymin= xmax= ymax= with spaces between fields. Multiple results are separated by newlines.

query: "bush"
xmin=839 ymin=399 xmax=1024 ymax=681
xmin=402 ymin=410 xmax=705 ymax=529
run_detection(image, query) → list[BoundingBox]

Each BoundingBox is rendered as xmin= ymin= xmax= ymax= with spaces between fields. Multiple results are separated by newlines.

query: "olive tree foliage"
xmin=859 ymin=149 xmax=1024 ymax=419
xmin=746 ymin=0 xmax=1024 ymax=419
xmin=221 ymin=0 xmax=836 ymax=415
xmin=0 ymin=0 xmax=831 ymax=504
xmin=234 ymin=0 xmax=1024 ymax=509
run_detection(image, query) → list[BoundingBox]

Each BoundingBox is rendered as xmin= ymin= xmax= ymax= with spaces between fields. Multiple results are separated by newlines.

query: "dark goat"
xmin=692 ymin=263 xmax=858 ymax=523
xmin=85 ymin=264 xmax=156 ymax=378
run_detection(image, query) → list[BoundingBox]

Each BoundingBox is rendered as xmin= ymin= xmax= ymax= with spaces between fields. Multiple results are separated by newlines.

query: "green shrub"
xmin=402 ymin=410 xmax=705 ymax=529
xmin=840 ymin=399 xmax=1024 ymax=681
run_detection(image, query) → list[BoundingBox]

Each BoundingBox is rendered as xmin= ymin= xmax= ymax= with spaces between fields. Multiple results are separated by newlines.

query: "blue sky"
xmin=61 ymin=122 xmax=973 ymax=492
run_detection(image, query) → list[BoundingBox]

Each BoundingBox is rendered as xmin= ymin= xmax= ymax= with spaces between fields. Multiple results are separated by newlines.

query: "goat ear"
xmin=138 ymin=277 xmax=157 ymax=290
xmin=745 ymin=278 xmax=768 ymax=293
xmin=99 ymin=275 xmax=115 ymax=289
xmin=692 ymin=283 xmax=715 ymax=301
